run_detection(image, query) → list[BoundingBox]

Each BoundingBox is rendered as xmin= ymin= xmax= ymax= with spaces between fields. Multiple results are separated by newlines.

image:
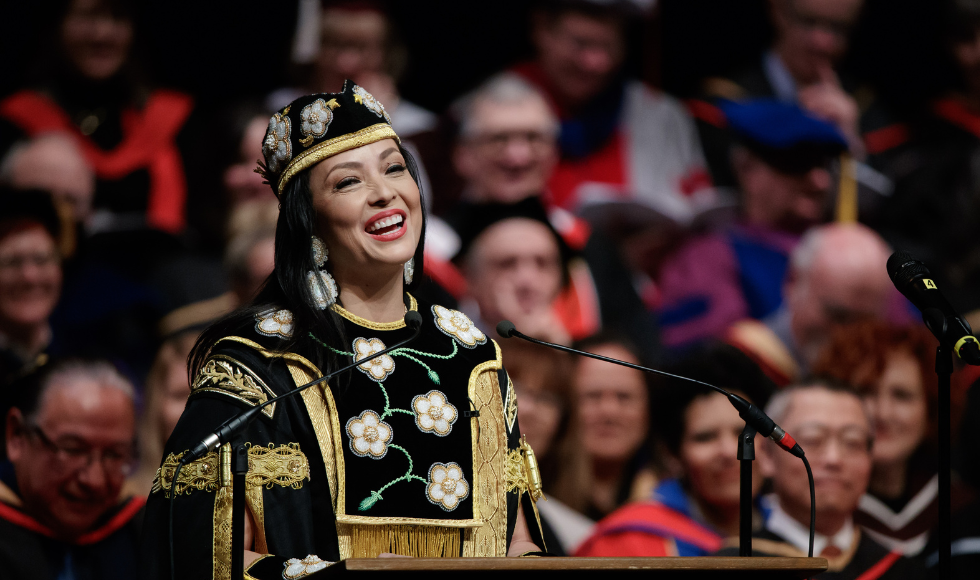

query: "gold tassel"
xmin=836 ymin=153 xmax=858 ymax=223
xmin=342 ymin=524 xmax=461 ymax=558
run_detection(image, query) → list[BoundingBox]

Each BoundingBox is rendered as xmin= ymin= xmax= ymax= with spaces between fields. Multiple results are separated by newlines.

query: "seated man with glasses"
xmin=717 ymin=378 xmax=924 ymax=579
xmin=0 ymin=358 xmax=142 ymax=580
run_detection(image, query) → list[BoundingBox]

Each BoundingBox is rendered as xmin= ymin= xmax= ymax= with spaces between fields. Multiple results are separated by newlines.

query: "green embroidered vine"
xmin=358 ymin=444 xmax=427 ymax=511
xmin=389 ymin=342 xmax=458 ymax=385
xmin=309 ymin=332 xmax=354 ymax=357
xmin=376 ymin=381 xmax=413 ymax=420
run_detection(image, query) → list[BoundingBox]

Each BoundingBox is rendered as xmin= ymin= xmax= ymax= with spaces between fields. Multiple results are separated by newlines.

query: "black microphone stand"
xmin=924 ymin=308 xmax=952 ymax=577
xmin=738 ymin=424 xmax=757 ymax=557
xmin=169 ymin=313 xmax=423 ymax=580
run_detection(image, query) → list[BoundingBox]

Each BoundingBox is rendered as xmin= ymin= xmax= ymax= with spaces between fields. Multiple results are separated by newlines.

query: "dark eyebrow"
xmin=323 ymin=161 xmax=362 ymax=183
xmin=379 ymin=147 xmax=400 ymax=160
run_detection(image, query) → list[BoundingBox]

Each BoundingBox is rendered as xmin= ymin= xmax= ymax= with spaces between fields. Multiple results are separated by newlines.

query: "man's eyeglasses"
xmin=27 ymin=424 xmax=135 ymax=476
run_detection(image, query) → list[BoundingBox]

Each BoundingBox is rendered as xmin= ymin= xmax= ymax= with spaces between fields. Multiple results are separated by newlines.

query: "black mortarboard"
xmin=256 ymin=80 xmax=400 ymax=197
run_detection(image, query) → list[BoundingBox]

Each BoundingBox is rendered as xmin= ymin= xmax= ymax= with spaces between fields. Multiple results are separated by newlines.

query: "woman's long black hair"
xmin=190 ymin=143 xmax=427 ymax=379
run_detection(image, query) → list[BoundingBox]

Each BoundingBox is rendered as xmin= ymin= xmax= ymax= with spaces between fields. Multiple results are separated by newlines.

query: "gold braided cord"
xmin=246 ymin=443 xmax=311 ymax=489
xmin=152 ymin=451 xmax=220 ymax=497
xmin=152 ymin=443 xmax=310 ymax=496
xmin=276 ymin=123 xmax=400 ymax=195
xmin=330 ymin=293 xmax=419 ymax=331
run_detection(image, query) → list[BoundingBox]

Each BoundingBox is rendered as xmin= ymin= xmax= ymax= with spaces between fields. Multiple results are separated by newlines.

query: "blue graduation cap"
xmin=718 ymin=99 xmax=848 ymax=173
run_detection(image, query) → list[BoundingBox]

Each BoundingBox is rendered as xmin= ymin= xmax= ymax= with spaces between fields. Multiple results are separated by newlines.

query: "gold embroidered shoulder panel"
xmin=152 ymin=444 xmax=311 ymax=496
xmin=192 ymin=354 xmax=277 ymax=418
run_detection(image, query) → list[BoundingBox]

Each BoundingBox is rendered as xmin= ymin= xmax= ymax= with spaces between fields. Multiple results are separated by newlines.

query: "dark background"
xmin=1 ymin=0 xmax=959 ymax=117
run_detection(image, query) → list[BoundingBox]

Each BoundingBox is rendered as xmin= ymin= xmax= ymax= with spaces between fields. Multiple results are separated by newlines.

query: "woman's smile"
xmin=365 ymin=208 xmax=407 ymax=241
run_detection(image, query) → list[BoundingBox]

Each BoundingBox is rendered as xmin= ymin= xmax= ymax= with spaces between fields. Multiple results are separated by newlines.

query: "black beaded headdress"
xmin=256 ymin=80 xmax=400 ymax=197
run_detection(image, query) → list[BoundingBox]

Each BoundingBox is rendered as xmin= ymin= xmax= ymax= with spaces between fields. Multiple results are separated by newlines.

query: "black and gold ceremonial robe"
xmin=140 ymin=295 xmax=544 ymax=579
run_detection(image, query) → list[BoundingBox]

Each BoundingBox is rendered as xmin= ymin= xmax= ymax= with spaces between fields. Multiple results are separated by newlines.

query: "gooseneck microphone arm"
xmin=495 ymin=320 xmax=816 ymax=558
xmin=169 ymin=311 xmax=423 ymax=580
xmin=495 ymin=321 xmax=804 ymax=458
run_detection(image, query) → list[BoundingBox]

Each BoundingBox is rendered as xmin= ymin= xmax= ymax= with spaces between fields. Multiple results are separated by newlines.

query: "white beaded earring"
xmin=308 ymin=236 xmax=338 ymax=309
xmin=403 ymin=257 xmax=414 ymax=285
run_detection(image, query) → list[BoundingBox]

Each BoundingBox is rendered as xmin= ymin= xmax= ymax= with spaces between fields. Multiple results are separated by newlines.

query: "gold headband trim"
xmin=277 ymin=123 xmax=400 ymax=196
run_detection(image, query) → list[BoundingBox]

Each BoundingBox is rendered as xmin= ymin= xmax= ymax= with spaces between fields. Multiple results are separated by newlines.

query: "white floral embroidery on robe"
xmin=432 ymin=305 xmax=486 ymax=348
xmin=255 ymin=308 xmax=294 ymax=338
xmin=426 ymin=462 xmax=469 ymax=511
xmin=412 ymin=390 xmax=457 ymax=436
xmin=262 ymin=113 xmax=291 ymax=172
xmin=283 ymin=555 xmax=331 ymax=579
xmin=346 ymin=410 xmax=392 ymax=458
xmin=353 ymin=337 xmax=395 ymax=381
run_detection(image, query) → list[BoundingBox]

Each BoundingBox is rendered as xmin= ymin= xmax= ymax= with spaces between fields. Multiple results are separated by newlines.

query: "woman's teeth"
xmin=367 ymin=214 xmax=404 ymax=233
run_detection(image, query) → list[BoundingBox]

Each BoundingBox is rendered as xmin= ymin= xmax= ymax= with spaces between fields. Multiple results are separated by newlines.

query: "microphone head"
xmin=886 ymin=250 xmax=929 ymax=285
xmin=405 ymin=311 xmax=423 ymax=330
xmin=496 ymin=320 xmax=516 ymax=338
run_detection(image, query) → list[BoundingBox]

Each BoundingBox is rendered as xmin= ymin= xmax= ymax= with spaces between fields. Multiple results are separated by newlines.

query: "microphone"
xmin=495 ymin=320 xmax=804 ymax=458
xmin=886 ymin=251 xmax=980 ymax=365
xmin=181 ymin=310 xmax=424 ymax=465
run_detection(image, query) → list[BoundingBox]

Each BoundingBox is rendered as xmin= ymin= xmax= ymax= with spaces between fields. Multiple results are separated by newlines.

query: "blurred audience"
xmin=269 ymin=0 xmax=436 ymax=141
xmin=447 ymin=75 xmax=660 ymax=357
xmin=0 ymin=191 xmax=64 ymax=391
xmin=699 ymin=0 xmax=867 ymax=160
xmin=550 ymin=334 xmax=656 ymax=520
xmin=513 ymin=0 xmax=717 ymax=223
xmin=814 ymin=321 xmax=939 ymax=558
xmin=127 ymin=284 xmax=234 ymax=497
xmin=717 ymin=379 xmax=924 ymax=579
xmin=877 ymin=0 xmax=980 ymax=316
xmin=726 ymin=222 xmax=895 ymax=385
xmin=576 ymin=344 xmax=775 ymax=557
xmin=1 ymin=133 xmax=95 ymax=224
xmin=1 ymin=358 xmax=142 ymax=579
xmin=501 ymin=341 xmax=593 ymax=555
xmin=656 ymin=99 xmax=847 ymax=350
xmin=0 ymin=0 xmax=194 ymax=235
xmin=225 ymin=200 xmax=278 ymax=304
xmin=456 ymin=200 xmax=572 ymax=344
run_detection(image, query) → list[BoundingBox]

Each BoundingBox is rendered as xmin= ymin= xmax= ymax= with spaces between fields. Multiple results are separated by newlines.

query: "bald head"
xmin=787 ymin=223 xmax=892 ymax=366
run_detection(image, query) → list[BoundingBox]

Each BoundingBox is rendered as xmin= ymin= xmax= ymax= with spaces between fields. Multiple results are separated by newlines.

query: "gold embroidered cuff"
xmin=152 ymin=451 xmax=220 ymax=497
xmin=152 ymin=444 xmax=311 ymax=496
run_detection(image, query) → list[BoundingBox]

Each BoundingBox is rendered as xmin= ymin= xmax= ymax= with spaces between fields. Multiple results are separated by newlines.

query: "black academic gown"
xmin=140 ymin=295 xmax=544 ymax=580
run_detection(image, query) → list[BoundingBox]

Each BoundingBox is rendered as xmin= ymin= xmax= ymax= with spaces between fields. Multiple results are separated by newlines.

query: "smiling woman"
xmin=139 ymin=82 xmax=546 ymax=580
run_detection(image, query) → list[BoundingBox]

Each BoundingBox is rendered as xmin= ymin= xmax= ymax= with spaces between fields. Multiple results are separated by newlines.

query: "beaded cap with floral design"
xmin=256 ymin=80 xmax=399 ymax=197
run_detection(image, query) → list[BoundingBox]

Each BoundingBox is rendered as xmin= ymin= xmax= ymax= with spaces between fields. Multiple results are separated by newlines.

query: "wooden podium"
xmin=310 ymin=557 xmax=828 ymax=579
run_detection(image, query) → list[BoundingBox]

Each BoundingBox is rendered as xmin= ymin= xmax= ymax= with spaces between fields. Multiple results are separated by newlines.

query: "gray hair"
xmin=764 ymin=378 xmax=872 ymax=435
xmin=452 ymin=73 xmax=559 ymax=139
xmin=24 ymin=359 xmax=135 ymax=423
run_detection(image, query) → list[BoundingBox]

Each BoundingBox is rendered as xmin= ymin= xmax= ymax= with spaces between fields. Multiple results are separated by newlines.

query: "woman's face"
xmin=574 ymin=343 xmax=648 ymax=465
xmin=309 ymin=139 xmax=422 ymax=286
xmin=680 ymin=392 xmax=764 ymax=510
xmin=61 ymin=0 xmax=133 ymax=81
xmin=863 ymin=351 xmax=928 ymax=466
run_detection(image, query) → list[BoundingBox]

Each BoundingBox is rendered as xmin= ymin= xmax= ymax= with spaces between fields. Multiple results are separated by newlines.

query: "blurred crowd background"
xmin=3 ymin=0 xmax=980 ymax=576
